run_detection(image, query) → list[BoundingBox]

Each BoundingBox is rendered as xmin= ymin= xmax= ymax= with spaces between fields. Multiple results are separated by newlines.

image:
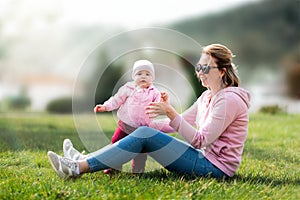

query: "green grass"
xmin=0 ymin=113 xmax=299 ymax=199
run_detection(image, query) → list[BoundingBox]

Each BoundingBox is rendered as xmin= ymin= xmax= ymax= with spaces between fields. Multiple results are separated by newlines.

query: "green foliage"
xmin=0 ymin=113 xmax=299 ymax=199
xmin=178 ymin=54 xmax=207 ymax=105
xmin=46 ymin=97 xmax=72 ymax=114
xmin=94 ymin=62 xmax=125 ymax=105
xmin=74 ymin=49 xmax=124 ymax=112
xmin=4 ymin=86 xmax=31 ymax=110
xmin=259 ymin=104 xmax=285 ymax=115
xmin=1 ymin=95 xmax=31 ymax=111
xmin=170 ymin=0 xmax=299 ymax=67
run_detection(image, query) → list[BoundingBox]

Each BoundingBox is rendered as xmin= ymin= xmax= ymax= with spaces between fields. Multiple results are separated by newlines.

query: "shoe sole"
xmin=47 ymin=151 xmax=69 ymax=179
xmin=63 ymin=139 xmax=83 ymax=160
xmin=63 ymin=139 xmax=72 ymax=158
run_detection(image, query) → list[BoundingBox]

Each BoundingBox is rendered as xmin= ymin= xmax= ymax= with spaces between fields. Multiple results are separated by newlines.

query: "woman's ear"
xmin=220 ymin=68 xmax=226 ymax=77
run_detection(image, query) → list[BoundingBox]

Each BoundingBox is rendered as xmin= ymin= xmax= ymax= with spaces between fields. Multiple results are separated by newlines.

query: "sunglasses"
xmin=195 ymin=64 xmax=220 ymax=74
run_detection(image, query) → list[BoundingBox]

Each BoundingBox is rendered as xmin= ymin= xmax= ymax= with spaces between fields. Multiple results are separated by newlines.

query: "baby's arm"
xmin=94 ymin=105 xmax=106 ymax=113
xmin=94 ymin=83 xmax=131 ymax=113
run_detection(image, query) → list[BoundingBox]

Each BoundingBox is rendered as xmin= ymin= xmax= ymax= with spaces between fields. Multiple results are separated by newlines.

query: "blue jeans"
xmin=86 ymin=127 xmax=227 ymax=178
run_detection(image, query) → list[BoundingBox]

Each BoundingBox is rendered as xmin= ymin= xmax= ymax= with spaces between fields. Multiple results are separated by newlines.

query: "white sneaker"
xmin=63 ymin=139 xmax=84 ymax=160
xmin=47 ymin=151 xmax=79 ymax=179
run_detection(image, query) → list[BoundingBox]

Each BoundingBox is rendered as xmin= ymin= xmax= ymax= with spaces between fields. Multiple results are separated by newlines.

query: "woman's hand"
xmin=145 ymin=92 xmax=177 ymax=120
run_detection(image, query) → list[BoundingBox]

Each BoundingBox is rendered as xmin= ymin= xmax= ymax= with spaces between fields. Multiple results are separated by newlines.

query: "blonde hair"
xmin=203 ymin=44 xmax=240 ymax=87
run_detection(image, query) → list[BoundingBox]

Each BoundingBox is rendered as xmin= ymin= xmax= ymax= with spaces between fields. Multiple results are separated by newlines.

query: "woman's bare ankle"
xmin=78 ymin=160 xmax=90 ymax=174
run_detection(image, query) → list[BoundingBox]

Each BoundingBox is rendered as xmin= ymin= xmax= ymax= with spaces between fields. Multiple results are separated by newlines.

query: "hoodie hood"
xmin=223 ymin=87 xmax=251 ymax=109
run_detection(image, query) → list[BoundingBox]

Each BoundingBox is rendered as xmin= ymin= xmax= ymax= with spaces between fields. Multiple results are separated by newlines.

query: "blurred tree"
xmin=82 ymin=49 xmax=125 ymax=107
xmin=170 ymin=0 xmax=299 ymax=68
xmin=284 ymin=49 xmax=300 ymax=99
xmin=1 ymin=86 xmax=31 ymax=111
xmin=286 ymin=66 xmax=300 ymax=98
xmin=94 ymin=61 xmax=124 ymax=105
xmin=179 ymin=53 xmax=206 ymax=105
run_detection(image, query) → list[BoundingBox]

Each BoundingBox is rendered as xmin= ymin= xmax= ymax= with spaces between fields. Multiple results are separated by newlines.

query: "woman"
xmin=48 ymin=44 xmax=250 ymax=179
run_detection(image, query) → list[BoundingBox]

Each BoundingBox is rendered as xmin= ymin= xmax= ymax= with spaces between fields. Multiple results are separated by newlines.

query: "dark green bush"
xmin=259 ymin=104 xmax=285 ymax=115
xmin=46 ymin=97 xmax=72 ymax=113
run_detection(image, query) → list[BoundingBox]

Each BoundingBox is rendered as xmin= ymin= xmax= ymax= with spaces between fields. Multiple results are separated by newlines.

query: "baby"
xmin=64 ymin=60 xmax=161 ymax=173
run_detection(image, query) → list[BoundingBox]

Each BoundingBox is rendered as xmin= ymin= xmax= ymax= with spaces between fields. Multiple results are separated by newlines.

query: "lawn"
xmin=0 ymin=113 xmax=299 ymax=199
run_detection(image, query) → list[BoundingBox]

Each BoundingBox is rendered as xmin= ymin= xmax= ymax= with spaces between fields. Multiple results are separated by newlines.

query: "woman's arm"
xmin=146 ymin=91 xmax=241 ymax=149
xmin=176 ymin=94 xmax=241 ymax=148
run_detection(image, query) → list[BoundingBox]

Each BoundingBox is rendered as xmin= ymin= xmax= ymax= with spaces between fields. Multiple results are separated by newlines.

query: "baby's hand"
xmin=94 ymin=105 xmax=106 ymax=113
xmin=160 ymin=92 xmax=169 ymax=103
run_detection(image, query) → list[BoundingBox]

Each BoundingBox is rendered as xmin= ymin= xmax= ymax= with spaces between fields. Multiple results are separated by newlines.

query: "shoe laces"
xmin=61 ymin=157 xmax=77 ymax=170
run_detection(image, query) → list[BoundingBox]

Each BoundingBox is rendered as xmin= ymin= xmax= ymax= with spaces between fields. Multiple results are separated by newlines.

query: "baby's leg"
xmin=132 ymin=153 xmax=147 ymax=173
xmin=111 ymin=127 xmax=128 ymax=143
xmin=108 ymin=127 xmax=128 ymax=172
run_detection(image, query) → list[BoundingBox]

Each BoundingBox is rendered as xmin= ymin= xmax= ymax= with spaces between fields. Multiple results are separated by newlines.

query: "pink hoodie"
xmin=103 ymin=81 xmax=161 ymax=129
xmin=151 ymin=87 xmax=250 ymax=177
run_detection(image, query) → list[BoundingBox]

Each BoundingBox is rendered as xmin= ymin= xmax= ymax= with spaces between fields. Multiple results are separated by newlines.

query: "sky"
xmin=1 ymin=0 xmax=262 ymax=31
xmin=59 ymin=0 xmax=262 ymax=27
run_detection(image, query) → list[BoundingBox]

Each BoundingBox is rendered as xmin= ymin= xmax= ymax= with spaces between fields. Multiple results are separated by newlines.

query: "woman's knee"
xmin=136 ymin=126 xmax=149 ymax=132
xmin=131 ymin=126 xmax=159 ymax=138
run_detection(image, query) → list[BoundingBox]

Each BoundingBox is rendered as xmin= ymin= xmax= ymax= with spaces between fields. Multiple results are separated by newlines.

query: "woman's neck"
xmin=209 ymin=84 xmax=224 ymax=97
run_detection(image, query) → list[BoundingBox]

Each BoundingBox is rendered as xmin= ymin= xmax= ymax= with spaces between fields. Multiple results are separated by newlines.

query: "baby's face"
xmin=134 ymin=70 xmax=153 ymax=88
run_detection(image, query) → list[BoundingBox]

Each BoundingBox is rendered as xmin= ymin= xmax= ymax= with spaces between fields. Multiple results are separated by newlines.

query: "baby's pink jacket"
xmin=151 ymin=87 xmax=250 ymax=177
xmin=103 ymin=81 xmax=161 ymax=128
